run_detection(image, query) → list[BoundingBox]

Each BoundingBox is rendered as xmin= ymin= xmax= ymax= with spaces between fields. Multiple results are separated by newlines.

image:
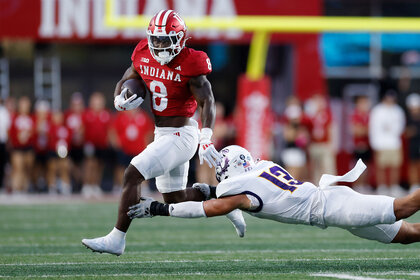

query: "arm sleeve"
xmin=216 ymin=180 xmax=245 ymax=198
xmin=169 ymin=201 xmax=207 ymax=218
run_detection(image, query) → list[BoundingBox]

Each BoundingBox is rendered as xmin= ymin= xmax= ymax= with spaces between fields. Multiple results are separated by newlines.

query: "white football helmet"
xmin=216 ymin=145 xmax=256 ymax=182
xmin=146 ymin=10 xmax=187 ymax=65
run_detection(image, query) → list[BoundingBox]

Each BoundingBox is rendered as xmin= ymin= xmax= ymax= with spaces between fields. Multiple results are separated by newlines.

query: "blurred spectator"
xmin=196 ymin=102 xmax=230 ymax=185
xmin=0 ymin=98 xmax=11 ymax=190
xmin=280 ymin=97 xmax=310 ymax=180
xmin=82 ymin=92 xmax=111 ymax=197
xmin=9 ymin=96 xmax=35 ymax=193
xmin=32 ymin=100 xmax=51 ymax=192
xmin=65 ymin=92 xmax=85 ymax=192
xmin=369 ymin=90 xmax=406 ymax=197
xmin=306 ymin=94 xmax=336 ymax=183
xmin=350 ymin=95 xmax=372 ymax=193
xmin=47 ymin=111 xmax=72 ymax=195
xmin=110 ymin=109 xmax=154 ymax=193
xmin=405 ymin=93 xmax=420 ymax=193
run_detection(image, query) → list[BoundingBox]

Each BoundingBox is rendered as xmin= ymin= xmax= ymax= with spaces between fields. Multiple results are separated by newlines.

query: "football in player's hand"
xmin=122 ymin=79 xmax=147 ymax=101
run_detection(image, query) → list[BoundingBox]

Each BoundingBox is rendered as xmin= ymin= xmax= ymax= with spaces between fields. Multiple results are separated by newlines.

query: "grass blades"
xmin=1 ymin=202 xmax=420 ymax=279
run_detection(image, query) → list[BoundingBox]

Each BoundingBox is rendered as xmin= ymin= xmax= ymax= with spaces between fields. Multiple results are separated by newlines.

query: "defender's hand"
xmin=127 ymin=197 xmax=155 ymax=219
xmin=198 ymin=128 xmax=221 ymax=168
xmin=192 ymin=182 xmax=211 ymax=200
xmin=114 ymin=88 xmax=143 ymax=111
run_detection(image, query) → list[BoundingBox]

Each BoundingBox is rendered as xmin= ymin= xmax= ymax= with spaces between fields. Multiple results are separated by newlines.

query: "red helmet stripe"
xmin=161 ymin=10 xmax=174 ymax=26
xmin=155 ymin=10 xmax=165 ymax=26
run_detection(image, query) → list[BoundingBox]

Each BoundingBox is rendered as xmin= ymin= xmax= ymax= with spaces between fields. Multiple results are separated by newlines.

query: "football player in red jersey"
xmin=82 ymin=10 xmax=245 ymax=255
xmin=9 ymin=96 xmax=35 ymax=193
xmin=82 ymin=92 xmax=112 ymax=197
xmin=47 ymin=111 xmax=72 ymax=195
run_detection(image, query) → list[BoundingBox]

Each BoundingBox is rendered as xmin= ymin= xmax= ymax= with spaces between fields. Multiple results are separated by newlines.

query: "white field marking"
xmin=1 ymin=257 xmax=417 ymax=266
xmin=368 ymin=272 xmax=420 ymax=276
xmin=310 ymin=273 xmax=390 ymax=280
xmin=1 ymin=248 xmax=419 ymax=256
xmin=0 ymin=271 xmax=416 ymax=279
xmin=0 ymin=272 xmax=303 ymax=278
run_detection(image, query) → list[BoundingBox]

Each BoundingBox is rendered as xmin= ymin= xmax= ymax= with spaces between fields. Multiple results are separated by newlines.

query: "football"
xmin=122 ymin=79 xmax=147 ymax=100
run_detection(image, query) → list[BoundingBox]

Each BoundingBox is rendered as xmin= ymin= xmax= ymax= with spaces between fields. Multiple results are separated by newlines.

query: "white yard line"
xmin=1 ymin=271 xmax=416 ymax=279
xmin=0 ymin=272 xmax=288 ymax=278
xmin=367 ymin=272 xmax=420 ymax=276
xmin=1 ymin=257 xmax=416 ymax=266
xmin=1 ymin=246 xmax=419 ymax=252
xmin=310 ymin=273 xmax=392 ymax=280
xmin=1 ymin=248 xmax=419 ymax=257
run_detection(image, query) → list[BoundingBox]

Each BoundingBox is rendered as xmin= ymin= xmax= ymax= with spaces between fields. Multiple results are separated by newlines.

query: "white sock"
xmin=108 ymin=227 xmax=126 ymax=240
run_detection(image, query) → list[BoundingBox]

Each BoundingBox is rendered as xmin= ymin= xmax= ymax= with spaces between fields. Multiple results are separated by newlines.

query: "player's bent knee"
xmin=391 ymin=221 xmax=420 ymax=244
xmin=394 ymin=196 xmax=419 ymax=220
xmin=123 ymin=164 xmax=144 ymax=186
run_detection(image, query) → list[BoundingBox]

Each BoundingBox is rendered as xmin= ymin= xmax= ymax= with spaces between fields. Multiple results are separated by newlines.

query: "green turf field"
xmin=1 ymin=202 xmax=420 ymax=279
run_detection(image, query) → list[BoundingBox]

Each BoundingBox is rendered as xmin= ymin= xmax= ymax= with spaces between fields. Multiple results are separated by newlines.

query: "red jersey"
xmin=309 ymin=109 xmax=332 ymax=143
xmin=83 ymin=109 xmax=111 ymax=149
xmin=49 ymin=123 xmax=71 ymax=153
xmin=131 ymin=39 xmax=212 ymax=118
xmin=113 ymin=111 xmax=154 ymax=156
xmin=34 ymin=115 xmax=52 ymax=153
xmin=9 ymin=114 xmax=35 ymax=149
xmin=280 ymin=113 xmax=312 ymax=148
xmin=65 ymin=110 xmax=84 ymax=147
xmin=351 ymin=109 xmax=370 ymax=147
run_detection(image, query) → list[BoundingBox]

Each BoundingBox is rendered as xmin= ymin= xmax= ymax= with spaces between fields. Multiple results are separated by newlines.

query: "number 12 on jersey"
xmin=259 ymin=165 xmax=302 ymax=193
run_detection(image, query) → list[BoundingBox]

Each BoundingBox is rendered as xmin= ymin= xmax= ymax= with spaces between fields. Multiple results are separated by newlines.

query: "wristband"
xmin=200 ymin=128 xmax=213 ymax=141
xmin=209 ymin=185 xmax=217 ymax=199
xmin=150 ymin=201 xmax=170 ymax=216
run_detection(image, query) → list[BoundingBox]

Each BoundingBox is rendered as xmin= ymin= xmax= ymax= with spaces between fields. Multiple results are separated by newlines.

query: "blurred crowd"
xmin=0 ymin=92 xmax=237 ymax=197
xmin=1 ymin=90 xmax=420 ymax=198
xmin=277 ymin=91 xmax=420 ymax=198
xmin=0 ymin=92 xmax=155 ymax=197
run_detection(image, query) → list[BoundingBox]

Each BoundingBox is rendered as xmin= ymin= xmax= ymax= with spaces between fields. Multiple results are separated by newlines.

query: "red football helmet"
xmin=147 ymin=10 xmax=187 ymax=65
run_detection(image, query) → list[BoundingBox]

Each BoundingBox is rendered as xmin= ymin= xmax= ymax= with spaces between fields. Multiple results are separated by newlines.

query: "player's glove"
xmin=127 ymin=197 xmax=155 ymax=218
xmin=114 ymin=88 xmax=143 ymax=111
xmin=192 ymin=182 xmax=211 ymax=200
xmin=198 ymin=128 xmax=222 ymax=168
xmin=192 ymin=182 xmax=217 ymax=200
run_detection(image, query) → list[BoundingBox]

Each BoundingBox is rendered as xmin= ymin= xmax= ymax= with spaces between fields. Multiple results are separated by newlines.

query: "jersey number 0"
xmin=150 ymin=80 xmax=168 ymax=112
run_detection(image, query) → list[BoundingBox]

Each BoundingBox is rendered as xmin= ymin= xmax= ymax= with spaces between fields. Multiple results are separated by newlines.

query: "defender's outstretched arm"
xmin=128 ymin=195 xmax=251 ymax=219
xmin=203 ymin=195 xmax=251 ymax=217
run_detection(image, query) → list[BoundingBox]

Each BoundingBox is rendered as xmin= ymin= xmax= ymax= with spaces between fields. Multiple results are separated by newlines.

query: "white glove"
xmin=114 ymin=88 xmax=144 ymax=111
xmin=198 ymin=128 xmax=221 ymax=168
xmin=127 ymin=197 xmax=155 ymax=218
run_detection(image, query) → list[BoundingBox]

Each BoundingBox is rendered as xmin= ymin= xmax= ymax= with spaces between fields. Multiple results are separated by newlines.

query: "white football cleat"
xmin=226 ymin=209 xmax=246 ymax=238
xmin=82 ymin=235 xmax=125 ymax=256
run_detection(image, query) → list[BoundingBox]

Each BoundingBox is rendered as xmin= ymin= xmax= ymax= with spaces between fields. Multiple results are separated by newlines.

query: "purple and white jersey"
xmin=216 ymin=160 xmax=320 ymax=226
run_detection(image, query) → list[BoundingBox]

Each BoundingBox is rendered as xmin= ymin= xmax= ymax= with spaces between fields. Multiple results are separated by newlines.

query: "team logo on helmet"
xmin=215 ymin=145 xmax=256 ymax=182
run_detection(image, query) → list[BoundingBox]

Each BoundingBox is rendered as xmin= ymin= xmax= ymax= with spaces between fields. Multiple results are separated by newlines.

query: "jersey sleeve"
xmin=216 ymin=180 xmax=243 ymax=198
xmin=185 ymin=50 xmax=212 ymax=76
xmin=131 ymin=39 xmax=148 ymax=64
